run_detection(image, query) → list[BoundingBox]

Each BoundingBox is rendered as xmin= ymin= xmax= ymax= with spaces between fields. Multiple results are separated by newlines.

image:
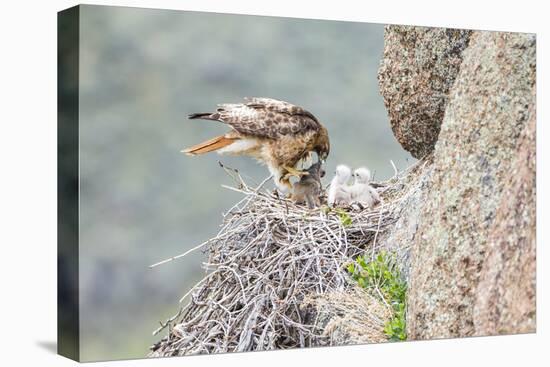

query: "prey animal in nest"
xmin=291 ymin=162 xmax=326 ymax=209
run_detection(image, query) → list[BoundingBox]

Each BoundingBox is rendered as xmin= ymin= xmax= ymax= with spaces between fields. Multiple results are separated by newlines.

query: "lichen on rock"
xmin=473 ymin=92 xmax=536 ymax=336
xmin=378 ymin=25 xmax=472 ymax=159
xmin=403 ymin=31 xmax=536 ymax=339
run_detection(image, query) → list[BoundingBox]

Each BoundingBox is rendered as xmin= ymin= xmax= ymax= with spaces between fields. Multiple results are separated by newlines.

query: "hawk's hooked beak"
xmin=316 ymin=150 xmax=327 ymax=164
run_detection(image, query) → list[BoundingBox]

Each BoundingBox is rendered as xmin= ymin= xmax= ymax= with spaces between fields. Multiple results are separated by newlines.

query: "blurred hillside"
xmin=76 ymin=5 xmax=412 ymax=361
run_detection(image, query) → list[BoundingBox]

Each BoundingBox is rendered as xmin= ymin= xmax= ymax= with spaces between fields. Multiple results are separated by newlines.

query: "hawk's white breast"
xmin=217 ymin=138 xmax=259 ymax=155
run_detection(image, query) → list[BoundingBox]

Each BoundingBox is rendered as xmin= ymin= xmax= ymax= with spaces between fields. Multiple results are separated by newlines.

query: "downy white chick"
xmin=351 ymin=167 xmax=381 ymax=208
xmin=328 ymin=165 xmax=352 ymax=207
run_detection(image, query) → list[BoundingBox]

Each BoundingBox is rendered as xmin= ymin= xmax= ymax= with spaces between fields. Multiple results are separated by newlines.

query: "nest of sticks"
xmin=149 ymin=161 xmax=421 ymax=356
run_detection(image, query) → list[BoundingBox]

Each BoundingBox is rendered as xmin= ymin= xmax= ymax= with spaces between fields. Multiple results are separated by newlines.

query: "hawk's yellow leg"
xmin=282 ymin=165 xmax=309 ymax=180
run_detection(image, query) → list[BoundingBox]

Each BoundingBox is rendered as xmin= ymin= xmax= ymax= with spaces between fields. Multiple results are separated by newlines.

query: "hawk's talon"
xmin=282 ymin=166 xmax=309 ymax=180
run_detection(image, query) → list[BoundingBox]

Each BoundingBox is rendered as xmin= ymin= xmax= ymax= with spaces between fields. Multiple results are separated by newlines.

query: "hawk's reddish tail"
xmin=188 ymin=112 xmax=220 ymax=121
xmin=181 ymin=135 xmax=235 ymax=156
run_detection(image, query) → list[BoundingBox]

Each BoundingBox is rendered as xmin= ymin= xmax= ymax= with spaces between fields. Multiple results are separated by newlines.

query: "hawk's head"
xmin=315 ymin=126 xmax=330 ymax=163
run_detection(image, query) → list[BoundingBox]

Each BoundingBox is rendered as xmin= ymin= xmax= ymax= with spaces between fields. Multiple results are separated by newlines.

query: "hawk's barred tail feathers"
xmin=181 ymin=135 xmax=236 ymax=156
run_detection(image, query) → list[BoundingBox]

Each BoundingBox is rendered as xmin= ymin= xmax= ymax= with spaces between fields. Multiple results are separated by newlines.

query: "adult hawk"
xmin=182 ymin=97 xmax=330 ymax=192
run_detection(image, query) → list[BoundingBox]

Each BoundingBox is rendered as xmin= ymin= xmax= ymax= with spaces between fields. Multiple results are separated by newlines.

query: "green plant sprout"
xmin=347 ymin=251 xmax=407 ymax=341
xmin=334 ymin=208 xmax=353 ymax=227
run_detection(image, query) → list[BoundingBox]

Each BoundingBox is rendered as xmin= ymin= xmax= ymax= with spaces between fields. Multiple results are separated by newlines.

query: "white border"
xmin=0 ymin=1 xmax=547 ymax=366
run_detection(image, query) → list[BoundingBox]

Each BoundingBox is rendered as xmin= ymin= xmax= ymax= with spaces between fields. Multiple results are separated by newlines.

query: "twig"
xmin=390 ymin=159 xmax=398 ymax=177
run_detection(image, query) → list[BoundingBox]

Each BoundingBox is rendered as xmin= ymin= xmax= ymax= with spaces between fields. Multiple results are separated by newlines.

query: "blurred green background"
xmin=77 ymin=5 xmax=413 ymax=361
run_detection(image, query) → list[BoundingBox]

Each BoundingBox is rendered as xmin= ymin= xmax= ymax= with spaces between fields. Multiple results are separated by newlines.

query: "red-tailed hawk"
xmin=182 ymin=97 xmax=330 ymax=192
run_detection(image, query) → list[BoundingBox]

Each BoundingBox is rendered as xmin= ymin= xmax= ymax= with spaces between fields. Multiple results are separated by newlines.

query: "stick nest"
xmin=149 ymin=161 xmax=422 ymax=357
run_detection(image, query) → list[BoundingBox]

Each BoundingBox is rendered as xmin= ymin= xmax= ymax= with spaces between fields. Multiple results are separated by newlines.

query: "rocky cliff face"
xmin=378 ymin=26 xmax=472 ymax=159
xmin=378 ymin=27 xmax=536 ymax=339
xmin=473 ymin=93 xmax=536 ymax=336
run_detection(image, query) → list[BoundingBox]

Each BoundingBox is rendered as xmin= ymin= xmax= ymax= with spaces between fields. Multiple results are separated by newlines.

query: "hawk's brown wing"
xmin=243 ymin=97 xmax=319 ymax=123
xmin=207 ymin=98 xmax=321 ymax=139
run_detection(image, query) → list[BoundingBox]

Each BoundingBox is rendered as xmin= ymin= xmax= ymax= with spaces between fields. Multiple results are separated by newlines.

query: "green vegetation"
xmin=335 ymin=208 xmax=353 ymax=227
xmin=347 ymin=251 xmax=407 ymax=341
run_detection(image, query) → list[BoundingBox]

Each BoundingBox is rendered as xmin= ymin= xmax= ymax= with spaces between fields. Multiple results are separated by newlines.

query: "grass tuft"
xmin=347 ymin=251 xmax=407 ymax=341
